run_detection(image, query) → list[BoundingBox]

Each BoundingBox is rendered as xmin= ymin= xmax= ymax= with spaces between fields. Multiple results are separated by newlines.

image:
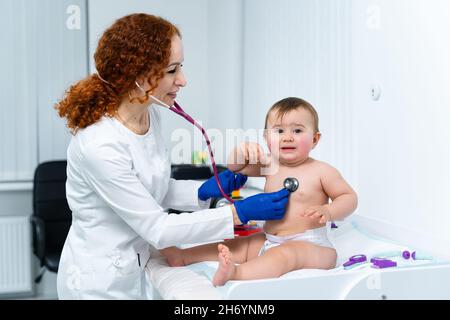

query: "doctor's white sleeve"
xmin=80 ymin=141 xmax=234 ymax=249
xmin=161 ymin=178 xmax=211 ymax=212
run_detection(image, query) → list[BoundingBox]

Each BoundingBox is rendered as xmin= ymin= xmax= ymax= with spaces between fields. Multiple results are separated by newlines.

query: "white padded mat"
xmin=146 ymin=219 xmax=437 ymax=300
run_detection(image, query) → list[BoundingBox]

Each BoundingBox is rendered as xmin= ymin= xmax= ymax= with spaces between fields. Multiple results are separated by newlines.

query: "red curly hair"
xmin=55 ymin=13 xmax=181 ymax=134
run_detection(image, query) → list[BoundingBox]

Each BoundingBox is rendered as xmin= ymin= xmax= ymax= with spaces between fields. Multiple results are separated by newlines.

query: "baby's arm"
xmin=227 ymin=142 xmax=269 ymax=177
xmin=303 ymin=164 xmax=357 ymax=223
xmin=319 ymin=165 xmax=358 ymax=221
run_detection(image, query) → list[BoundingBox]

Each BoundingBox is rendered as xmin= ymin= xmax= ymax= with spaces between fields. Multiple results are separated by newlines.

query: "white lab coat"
xmin=57 ymin=105 xmax=234 ymax=300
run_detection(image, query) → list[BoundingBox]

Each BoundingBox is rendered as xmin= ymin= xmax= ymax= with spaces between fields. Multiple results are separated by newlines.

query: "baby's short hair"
xmin=264 ymin=97 xmax=319 ymax=133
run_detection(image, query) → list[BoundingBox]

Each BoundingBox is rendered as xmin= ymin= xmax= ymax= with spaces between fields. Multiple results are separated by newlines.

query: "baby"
xmin=161 ymin=97 xmax=358 ymax=286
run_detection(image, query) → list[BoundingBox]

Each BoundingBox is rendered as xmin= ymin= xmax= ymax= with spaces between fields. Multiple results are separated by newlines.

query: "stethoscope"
xmin=148 ymin=93 xmax=235 ymax=203
xmin=148 ymin=90 xmax=300 ymax=202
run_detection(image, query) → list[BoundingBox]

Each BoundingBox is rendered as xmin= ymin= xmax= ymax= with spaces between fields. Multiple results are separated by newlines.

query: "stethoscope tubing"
xmin=171 ymin=101 xmax=235 ymax=203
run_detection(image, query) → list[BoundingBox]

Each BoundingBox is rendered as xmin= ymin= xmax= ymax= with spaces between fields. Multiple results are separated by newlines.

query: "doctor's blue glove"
xmin=198 ymin=169 xmax=248 ymax=201
xmin=233 ymin=188 xmax=290 ymax=224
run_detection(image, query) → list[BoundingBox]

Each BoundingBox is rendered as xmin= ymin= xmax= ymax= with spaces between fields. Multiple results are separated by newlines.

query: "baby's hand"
xmin=239 ymin=142 xmax=270 ymax=165
xmin=302 ymin=205 xmax=332 ymax=224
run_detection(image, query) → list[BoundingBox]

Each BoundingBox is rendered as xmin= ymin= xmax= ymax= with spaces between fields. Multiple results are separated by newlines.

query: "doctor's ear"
xmin=312 ymin=132 xmax=321 ymax=149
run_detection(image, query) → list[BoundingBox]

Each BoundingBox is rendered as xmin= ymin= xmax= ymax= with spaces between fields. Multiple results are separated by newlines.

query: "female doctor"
xmin=55 ymin=13 xmax=289 ymax=299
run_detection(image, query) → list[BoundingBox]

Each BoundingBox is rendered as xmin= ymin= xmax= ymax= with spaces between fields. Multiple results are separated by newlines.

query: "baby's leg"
xmin=161 ymin=232 xmax=266 ymax=267
xmin=214 ymin=240 xmax=337 ymax=284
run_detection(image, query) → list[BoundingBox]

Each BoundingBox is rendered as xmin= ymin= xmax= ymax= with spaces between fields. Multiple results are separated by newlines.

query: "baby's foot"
xmin=212 ymin=244 xmax=236 ymax=287
xmin=159 ymin=246 xmax=185 ymax=267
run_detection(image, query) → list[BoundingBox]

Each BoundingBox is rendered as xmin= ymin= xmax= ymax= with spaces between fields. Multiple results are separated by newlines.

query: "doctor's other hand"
xmin=198 ymin=169 xmax=248 ymax=201
xmin=232 ymin=188 xmax=290 ymax=224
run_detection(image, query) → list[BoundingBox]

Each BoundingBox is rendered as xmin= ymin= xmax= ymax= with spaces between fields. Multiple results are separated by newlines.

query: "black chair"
xmin=31 ymin=161 xmax=72 ymax=283
xmin=170 ymin=164 xmax=227 ymax=180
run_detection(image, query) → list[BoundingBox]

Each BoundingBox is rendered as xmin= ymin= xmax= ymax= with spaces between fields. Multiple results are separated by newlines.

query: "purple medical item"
xmin=343 ymin=254 xmax=367 ymax=268
xmin=370 ymin=257 xmax=397 ymax=269
xmin=402 ymin=250 xmax=411 ymax=259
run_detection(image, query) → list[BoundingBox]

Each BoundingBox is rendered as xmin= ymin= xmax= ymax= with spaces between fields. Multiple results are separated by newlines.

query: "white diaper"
xmin=258 ymin=226 xmax=334 ymax=256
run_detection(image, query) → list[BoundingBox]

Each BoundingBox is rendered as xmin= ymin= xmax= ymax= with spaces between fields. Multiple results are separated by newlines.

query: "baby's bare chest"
xmin=264 ymin=167 xmax=325 ymax=203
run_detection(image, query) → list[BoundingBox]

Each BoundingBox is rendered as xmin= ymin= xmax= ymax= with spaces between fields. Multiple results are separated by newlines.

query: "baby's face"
xmin=265 ymin=109 xmax=320 ymax=165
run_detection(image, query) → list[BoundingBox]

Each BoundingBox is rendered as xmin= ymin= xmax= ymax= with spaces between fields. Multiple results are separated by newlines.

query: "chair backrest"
xmin=32 ymin=161 xmax=71 ymax=261
xmin=170 ymin=164 xmax=228 ymax=180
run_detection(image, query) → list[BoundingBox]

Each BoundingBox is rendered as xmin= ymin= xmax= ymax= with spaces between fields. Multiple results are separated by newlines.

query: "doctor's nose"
xmin=175 ymin=70 xmax=187 ymax=87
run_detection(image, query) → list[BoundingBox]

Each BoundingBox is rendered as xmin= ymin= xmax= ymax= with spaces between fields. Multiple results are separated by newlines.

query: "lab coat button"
xmin=114 ymin=259 xmax=121 ymax=267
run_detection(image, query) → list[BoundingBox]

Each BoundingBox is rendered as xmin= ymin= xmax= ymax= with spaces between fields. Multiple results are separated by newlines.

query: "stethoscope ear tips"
xmin=283 ymin=177 xmax=299 ymax=192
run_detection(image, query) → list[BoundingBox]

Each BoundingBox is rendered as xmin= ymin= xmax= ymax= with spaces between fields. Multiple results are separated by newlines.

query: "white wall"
xmin=242 ymin=0 xmax=450 ymax=248
xmin=206 ymin=0 xmax=244 ymax=164
xmin=351 ymin=0 xmax=450 ymax=246
xmin=242 ymin=0 xmax=354 ymax=188
xmin=0 ymin=0 xmax=37 ymax=182
xmin=206 ymin=0 xmax=244 ymax=130
xmin=0 ymin=0 xmax=87 ymax=188
xmin=0 ymin=0 xmax=88 ymax=215
xmin=0 ymin=0 xmax=88 ymax=298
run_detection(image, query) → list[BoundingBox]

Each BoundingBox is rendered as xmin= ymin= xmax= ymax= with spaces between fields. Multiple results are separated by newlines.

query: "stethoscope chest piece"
xmin=283 ymin=177 xmax=299 ymax=192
